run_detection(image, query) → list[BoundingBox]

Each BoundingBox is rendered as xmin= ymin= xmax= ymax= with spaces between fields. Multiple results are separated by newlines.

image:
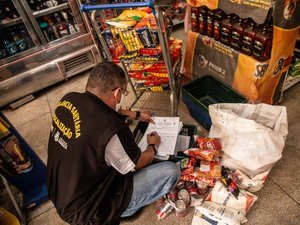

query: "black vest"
xmin=47 ymin=92 xmax=133 ymax=225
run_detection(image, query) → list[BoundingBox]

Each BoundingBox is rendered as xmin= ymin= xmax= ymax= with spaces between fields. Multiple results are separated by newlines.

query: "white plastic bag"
xmin=209 ymin=103 xmax=288 ymax=177
xmin=192 ymin=201 xmax=247 ymax=225
xmin=233 ymin=169 xmax=270 ymax=192
xmin=206 ymin=181 xmax=258 ymax=215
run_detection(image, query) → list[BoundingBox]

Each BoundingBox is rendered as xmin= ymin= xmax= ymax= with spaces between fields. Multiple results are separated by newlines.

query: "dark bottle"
xmin=252 ymin=27 xmax=272 ymax=61
xmin=68 ymin=9 xmax=79 ymax=31
xmin=54 ymin=13 xmax=69 ymax=37
xmin=191 ymin=7 xmax=199 ymax=32
xmin=4 ymin=7 xmax=19 ymax=20
xmin=11 ymin=27 xmax=27 ymax=52
xmin=220 ymin=14 xmax=237 ymax=46
xmin=36 ymin=0 xmax=48 ymax=10
xmin=241 ymin=22 xmax=257 ymax=55
xmin=206 ymin=9 xmax=214 ymax=37
xmin=28 ymin=0 xmax=37 ymax=11
xmin=3 ymin=35 xmax=18 ymax=56
xmin=0 ymin=37 xmax=8 ymax=59
xmin=231 ymin=18 xmax=245 ymax=50
xmin=47 ymin=18 xmax=61 ymax=40
xmin=198 ymin=6 xmax=208 ymax=35
xmin=213 ymin=8 xmax=225 ymax=41
xmin=61 ymin=11 xmax=77 ymax=34
xmin=39 ymin=21 xmax=51 ymax=42
xmin=19 ymin=24 xmax=35 ymax=49
xmin=0 ymin=9 xmax=5 ymax=22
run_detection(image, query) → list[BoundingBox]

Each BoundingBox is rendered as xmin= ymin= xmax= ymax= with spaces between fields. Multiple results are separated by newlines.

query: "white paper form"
xmin=138 ymin=117 xmax=181 ymax=156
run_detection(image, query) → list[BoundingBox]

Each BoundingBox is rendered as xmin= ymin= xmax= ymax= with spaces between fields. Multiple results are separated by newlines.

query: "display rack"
xmin=80 ymin=0 xmax=182 ymax=116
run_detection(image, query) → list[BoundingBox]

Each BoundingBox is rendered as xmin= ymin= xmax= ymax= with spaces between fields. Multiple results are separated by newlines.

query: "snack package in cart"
xmin=206 ymin=181 xmax=258 ymax=215
xmin=192 ymin=201 xmax=247 ymax=225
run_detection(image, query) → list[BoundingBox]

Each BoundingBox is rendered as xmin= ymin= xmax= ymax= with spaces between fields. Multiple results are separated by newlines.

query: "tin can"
xmin=175 ymin=199 xmax=187 ymax=218
xmin=178 ymin=189 xmax=190 ymax=206
xmin=196 ymin=181 xmax=209 ymax=195
xmin=186 ymin=181 xmax=198 ymax=195
xmin=190 ymin=193 xmax=203 ymax=207
xmin=176 ymin=181 xmax=186 ymax=190
xmin=156 ymin=200 xmax=174 ymax=220
xmin=167 ymin=188 xmax=178 ymax=203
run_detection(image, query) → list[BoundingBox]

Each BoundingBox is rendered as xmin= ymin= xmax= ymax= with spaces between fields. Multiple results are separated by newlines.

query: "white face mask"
xmin=114 ymin=89 xmax=124 ymax=112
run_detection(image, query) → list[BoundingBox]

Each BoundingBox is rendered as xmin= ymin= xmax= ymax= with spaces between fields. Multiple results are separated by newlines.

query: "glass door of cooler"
xmin=21 ymin=0 xmax=87 ymax=46
xmin=0 ymin=0 xmax=41 ymax=64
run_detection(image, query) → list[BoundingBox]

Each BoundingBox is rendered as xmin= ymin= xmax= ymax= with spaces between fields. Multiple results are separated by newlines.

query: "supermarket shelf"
xmin=283 ymin=76 xmax=300 ymax=91
xmin=33 ymin=3 xmax=69 ymax=17
xmin=0 ymin=17 xmax=23 ymax=29
xmin=172 ymin=18 xmax=184 ymax=26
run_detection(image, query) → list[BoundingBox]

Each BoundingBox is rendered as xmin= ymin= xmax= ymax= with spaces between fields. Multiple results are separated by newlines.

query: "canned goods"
xmin=176 ymin=181 xmax=186 ymax=190
xmin=196 ymin=181 xmax=209 ymax=195
xmin=156 ymin=200 xmax=174 ymax=220
xmin=167 ymin=188 xmax=178 ymax=203
xmin=186 ymin=181 xmax=198 ymax=195
xmin=178 ymin=189 xmax=190 ymax=206
xmin=175 ymin=199 xmax=187 ymax=218
xmin=190 ymin=193 xmax=203 ymax=207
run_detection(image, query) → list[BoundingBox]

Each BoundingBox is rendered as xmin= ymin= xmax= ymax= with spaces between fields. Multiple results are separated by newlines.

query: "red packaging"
xmin=195 ymin=136 xmax=222 ymax=151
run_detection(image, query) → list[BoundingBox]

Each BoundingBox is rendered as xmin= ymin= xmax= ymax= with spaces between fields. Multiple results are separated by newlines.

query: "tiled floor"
xmin=1 ymin=26 xmax=300 ymax=225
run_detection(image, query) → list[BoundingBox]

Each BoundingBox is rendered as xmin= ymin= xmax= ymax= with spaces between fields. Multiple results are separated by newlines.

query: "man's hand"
xmin=139 ymin=111 xmax=155 ymax=124
xmin=147 ymin=131 xmax=161 ymax=147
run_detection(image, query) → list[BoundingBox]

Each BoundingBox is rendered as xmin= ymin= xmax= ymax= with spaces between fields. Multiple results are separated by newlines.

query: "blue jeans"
xmin=121 ymin=161 xmax=181 ymax=217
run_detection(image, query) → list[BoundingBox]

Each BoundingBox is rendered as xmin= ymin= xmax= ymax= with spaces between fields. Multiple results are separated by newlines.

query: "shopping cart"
xmin=80 ymin=0 xmax=182 ymax=116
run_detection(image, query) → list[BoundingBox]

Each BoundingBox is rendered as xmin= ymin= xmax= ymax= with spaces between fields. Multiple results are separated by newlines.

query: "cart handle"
xmin=80 ymin=0 xmax=154 ymax=12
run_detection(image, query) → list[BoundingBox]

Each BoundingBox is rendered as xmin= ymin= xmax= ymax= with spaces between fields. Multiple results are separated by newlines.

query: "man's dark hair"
xmin=86 ymin=61 xmax=126 ymax=93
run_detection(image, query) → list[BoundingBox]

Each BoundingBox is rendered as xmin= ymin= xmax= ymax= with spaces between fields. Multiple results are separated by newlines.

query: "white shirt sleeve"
xmin=105 ymin=134 xmax=136 ymax=175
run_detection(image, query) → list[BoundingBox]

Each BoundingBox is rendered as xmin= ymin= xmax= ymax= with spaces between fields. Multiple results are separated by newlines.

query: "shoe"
xmin=120 ymin=207 xmax=144 ymax=222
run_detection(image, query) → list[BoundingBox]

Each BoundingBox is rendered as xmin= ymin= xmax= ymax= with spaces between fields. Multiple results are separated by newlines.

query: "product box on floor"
xmin=182 ymin=75 xmax=247 ymax=130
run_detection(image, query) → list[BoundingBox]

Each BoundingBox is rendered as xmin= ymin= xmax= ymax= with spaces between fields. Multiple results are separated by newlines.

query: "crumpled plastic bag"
xmin=209 ymin=103 xmax=288 ymax=177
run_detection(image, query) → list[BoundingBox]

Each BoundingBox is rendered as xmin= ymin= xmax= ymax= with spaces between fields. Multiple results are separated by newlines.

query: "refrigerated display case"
xmin=0 ymin=0 xmax=101 ymax=108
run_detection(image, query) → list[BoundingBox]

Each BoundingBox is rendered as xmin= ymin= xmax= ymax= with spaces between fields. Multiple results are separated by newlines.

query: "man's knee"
xmin=158 ymin=161 xmax=181 ymax=182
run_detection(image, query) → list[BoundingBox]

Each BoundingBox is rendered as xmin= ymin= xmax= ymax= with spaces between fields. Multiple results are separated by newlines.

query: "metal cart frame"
xmin=80 ymin=0 xmax=181 ymax=116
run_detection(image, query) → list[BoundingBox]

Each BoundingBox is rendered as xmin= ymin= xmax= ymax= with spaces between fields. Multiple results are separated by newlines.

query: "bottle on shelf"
xmin=0 ymin=36 xmax=8 ymax=59
xmin=206 ymin=9 xmax=214 ymax=38
xmin=4 ymin=6 xmax=19 ymax=20
xmin=2 ymin=34 xmax=18 ymax=56
xmin=220 ymin=13 xmax=238 ymax=46
xmin=46 ymin=17 xmax=61 ymax=40
xmin=198 ymin=6 xmax=208 ymax=35
xmin=54 ymin=12 xmax=69 ymax=37
xmin=252 ymin=26 xmax=272 ymax=61
xmin=61 ymin=11 xmax=77 ymax=34
xmin=39 ymin=20 xmax=51 ymax=42
xmin=241 ymin=21 xmax=257 ymax=56
xmin=213 ymin=8 xmax=225 ymax=41
xmin=191 ymin=7 xmax=199 ymax=33
xmin=67 ymin=9 xmax=80 ymax=32
xmin=11 ymin=27 xmax=27 ymax=52
xmin=231 ymin=18 xmax=245 ymax=51
xmin=19 ymin=24 xmax=35 ymax=49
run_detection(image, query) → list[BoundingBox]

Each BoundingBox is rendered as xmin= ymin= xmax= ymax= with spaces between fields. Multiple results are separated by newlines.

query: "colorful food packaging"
xmin=194 ymin=136 xmax=222 ymax=151
xmin=184 ymin=148 xmax=221 ymax=161
xmin=206 ymin=181 xmax=258 ymax=215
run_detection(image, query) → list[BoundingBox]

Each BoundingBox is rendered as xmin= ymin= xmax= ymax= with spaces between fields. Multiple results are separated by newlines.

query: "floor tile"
xmin=2 ymin=93 xmax=50 ymax=127
xmin=13 ymin=114 xmax=52 ymax=164
xmin=246 ymin=179 xmax=300 ymax=225
xmin=27 ymin=207 xmax=68 ymax=225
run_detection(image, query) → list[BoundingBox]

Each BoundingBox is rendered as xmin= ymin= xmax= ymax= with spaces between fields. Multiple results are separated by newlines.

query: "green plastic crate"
xmin=182 ymin=75 xmax=247 ymax=130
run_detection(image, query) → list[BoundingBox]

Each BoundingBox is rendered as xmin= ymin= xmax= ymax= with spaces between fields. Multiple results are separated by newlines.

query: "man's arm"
xmin=135 ymin=131 xmax=160 ymax=170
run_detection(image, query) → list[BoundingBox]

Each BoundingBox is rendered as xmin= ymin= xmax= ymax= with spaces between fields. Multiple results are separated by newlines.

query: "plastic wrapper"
xmin=233 ymin=169 xmax=270 ymax=192
xmin=194 ymin=136 xmax=222 ymax=151
xmin=192 ymin=201 xmax=247 ymax=225
xmin=194 ymin=160 xmax=222 ymax=178
xmin=184 ymin=148 xmax=221 ymax=161
xmin=206 ymin=181 xmax=258 ymax=215
xmin=119 ymin=29 xmax=143 ymax=52
xmin=136 ymin=26 xmax=156 ymax=48
xmin=135 ymin=13 xmax=157 ymax=29
xmin=106 ymin=9 xmax=147 ymax=28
